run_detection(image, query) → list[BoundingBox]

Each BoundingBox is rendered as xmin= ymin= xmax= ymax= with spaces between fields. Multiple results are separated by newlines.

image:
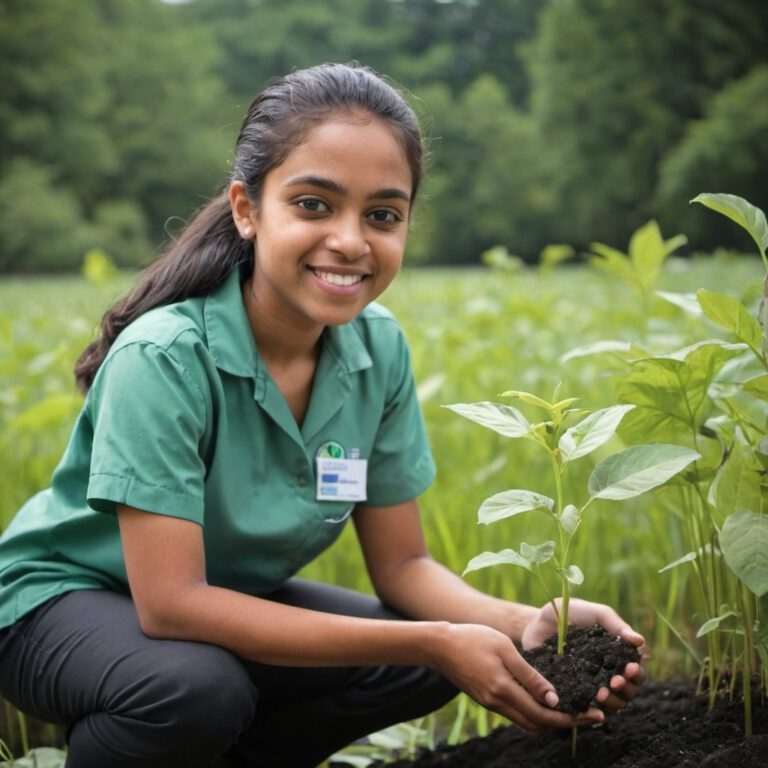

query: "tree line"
xmin=1 ymin=0 xmax=766 ymax=272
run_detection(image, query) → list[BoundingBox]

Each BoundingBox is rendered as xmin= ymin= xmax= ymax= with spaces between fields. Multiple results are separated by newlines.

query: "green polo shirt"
xmin=0 ymin=268 xmax=435 ymax=630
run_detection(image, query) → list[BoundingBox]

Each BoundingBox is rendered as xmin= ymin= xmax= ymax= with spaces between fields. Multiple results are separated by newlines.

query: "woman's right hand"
xmin=430 ymin=623 xmax=605 ymax=733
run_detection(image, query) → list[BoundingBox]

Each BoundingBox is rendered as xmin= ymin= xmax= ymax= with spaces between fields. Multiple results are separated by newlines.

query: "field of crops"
xmin=0 ymin=248 xmax=765 ymax=761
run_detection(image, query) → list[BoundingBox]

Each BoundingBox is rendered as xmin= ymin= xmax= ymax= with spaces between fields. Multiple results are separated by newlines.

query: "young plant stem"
xmin=741 ymin=584 xmax=754 ymax=736
xmin=17 ymin=708 xmax=29 ymax=757
xmin=547 ymin=450 xmax=569 ymax=657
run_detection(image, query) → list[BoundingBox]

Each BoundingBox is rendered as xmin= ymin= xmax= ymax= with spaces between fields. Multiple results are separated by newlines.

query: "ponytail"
xmin=74 ymin=193 xmax=251 ymax=393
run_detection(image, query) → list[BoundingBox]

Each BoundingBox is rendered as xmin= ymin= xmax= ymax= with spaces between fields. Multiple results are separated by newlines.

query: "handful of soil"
xmin=522 ymin=624 xmax=641 ymax=713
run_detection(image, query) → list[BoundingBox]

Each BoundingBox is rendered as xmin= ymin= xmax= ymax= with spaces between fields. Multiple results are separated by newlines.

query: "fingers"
xmin=594 ymin=662 xmax=646 ymax=713
xmin=491 ymin=678 xmax=605 ymax=733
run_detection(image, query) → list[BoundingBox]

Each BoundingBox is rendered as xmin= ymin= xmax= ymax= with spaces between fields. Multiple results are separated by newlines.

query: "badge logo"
xmin=316 ymin=440 xmax=345 ymax=459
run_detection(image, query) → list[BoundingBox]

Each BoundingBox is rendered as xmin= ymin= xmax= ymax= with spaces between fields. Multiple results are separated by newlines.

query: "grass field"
xmin=0 ymin=252 xmax=764 ymax=759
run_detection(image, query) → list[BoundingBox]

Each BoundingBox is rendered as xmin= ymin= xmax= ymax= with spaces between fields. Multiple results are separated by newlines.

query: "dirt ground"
xmin=379 ymin=679 xmax=768 ymax=768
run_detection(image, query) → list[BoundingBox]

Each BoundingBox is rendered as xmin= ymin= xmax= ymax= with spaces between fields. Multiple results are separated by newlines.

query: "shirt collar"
xmin=203 ymin=268 xmax=373 ymax=379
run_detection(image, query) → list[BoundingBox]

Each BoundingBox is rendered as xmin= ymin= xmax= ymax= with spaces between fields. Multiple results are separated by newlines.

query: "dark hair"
xmin=75 ymin=62 xmax=424 ymax=393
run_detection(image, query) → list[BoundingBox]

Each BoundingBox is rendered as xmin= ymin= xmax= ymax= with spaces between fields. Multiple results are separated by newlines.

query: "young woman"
xmin=0 ymin=63 xmax=645 ymax=768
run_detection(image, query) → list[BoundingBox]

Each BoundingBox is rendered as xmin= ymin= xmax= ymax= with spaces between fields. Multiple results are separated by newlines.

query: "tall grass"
xmin=0 ymin=253 xmax=761 ymax=755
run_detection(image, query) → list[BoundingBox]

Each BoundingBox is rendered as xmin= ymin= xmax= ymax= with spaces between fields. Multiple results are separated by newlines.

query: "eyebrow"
xmin=284 ymin=175 xmax=411 ymax=203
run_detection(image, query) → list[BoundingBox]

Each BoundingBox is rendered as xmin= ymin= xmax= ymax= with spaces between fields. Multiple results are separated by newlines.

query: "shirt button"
xmin=297 ymin=475 xmax=308 ymax=487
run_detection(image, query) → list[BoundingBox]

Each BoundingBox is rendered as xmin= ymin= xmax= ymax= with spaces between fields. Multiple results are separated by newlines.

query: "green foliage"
xmin=0 ymin=254 xmax=760 ymax=754
xmin=3 ymin=0 xmax=766 ymax=270
xmin=445 ymin=389 xmax=696 ymax=655
xmin=0 ymin=748 xmax=66 ymax=768
xmin=574 ymin=196 xmax=768 ymax=731
xmin=657 ymin=68 xmax=768 ymax=252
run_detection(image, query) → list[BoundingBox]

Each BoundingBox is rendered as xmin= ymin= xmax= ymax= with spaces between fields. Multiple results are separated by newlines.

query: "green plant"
xmin=567 ymin=194 xmax=767 ymax=734
xmin=444 ymin=388 xmax=698 ymax=656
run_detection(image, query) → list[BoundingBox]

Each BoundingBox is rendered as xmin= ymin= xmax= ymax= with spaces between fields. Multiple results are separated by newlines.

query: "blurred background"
xmin=1 ymin=0 xmax=767 ymax=273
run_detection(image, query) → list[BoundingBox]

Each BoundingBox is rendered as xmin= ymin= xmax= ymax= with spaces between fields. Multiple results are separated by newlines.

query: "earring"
xmin=241 ymin=226 xmax=253 ymax=239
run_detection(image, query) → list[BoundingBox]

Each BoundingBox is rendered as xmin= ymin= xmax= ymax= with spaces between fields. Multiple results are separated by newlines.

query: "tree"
xmin=525 ymin=0 xmax=768 ymax=250
xmin=655 ymin=66 xmax=768 ymax=253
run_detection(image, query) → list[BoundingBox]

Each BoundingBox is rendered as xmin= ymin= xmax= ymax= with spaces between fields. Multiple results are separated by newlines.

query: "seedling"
xmin=444 ymin=387 xmax=699 ymax=656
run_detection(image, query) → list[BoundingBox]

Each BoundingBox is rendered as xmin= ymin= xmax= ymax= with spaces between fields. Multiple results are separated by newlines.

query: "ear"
xmin=229 ymin=181 xmax=257 ymax=239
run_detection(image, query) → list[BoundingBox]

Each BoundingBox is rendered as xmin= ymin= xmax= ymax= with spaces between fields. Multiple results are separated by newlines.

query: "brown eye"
xmin=296 ymin=198 xmax=329 ymax=213
xmin=368 ymin=209 xmax=400 ymax=224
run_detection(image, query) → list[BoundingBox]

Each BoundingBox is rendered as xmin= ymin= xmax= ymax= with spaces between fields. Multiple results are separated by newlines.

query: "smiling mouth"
xmin=309 ymin=268 xmax=369 ymax=287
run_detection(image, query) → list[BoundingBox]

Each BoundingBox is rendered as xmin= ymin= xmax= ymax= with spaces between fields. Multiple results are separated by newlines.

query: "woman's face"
xmin=240 ymin=113 xmax=413 ymax=334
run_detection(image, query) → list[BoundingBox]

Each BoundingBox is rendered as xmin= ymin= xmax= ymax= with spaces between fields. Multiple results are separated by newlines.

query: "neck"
xmin=241 ymin=278 xmax=323 ymax=366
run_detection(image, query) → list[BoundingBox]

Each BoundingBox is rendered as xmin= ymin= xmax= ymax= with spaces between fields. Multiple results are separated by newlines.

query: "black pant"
xmin=0 ymin=582 xmax=457 ymax=767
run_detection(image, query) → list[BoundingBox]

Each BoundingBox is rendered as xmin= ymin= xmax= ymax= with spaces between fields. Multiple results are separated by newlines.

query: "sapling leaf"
xmin=589 ymin=243 xmax=638 ymax=287
xmin=697 ymin=611 xmax=739 ymax=638
xmin=499 ymin=390 xmax=554 ymax=412
xmin=477 ymin=489 xmax=555 ymax=524
xmin=618 ymin=341 xmax=746 ymax=432
xmin=720 ymin=510 xmax=768 ymax=596
xmin=659 ymin=551 xmax=698 ymax=573
xmin=443 ymin=402 xmax=533 ymax=439
xmin=565 ymin=565 xmax=584 ymax=586
xmin=561 ymin=340 xmax=634 ymax=364
xmin=629 ymin=220 xmax=667 ymax=291
xmin=560 ymin=504 xmax=581 ymax=535
xmin=559 ymin=404 xmax=635 ymax=463
xmin=463 ymin=548 xmax=532 ymax=576
xmin=588 ymin=444 xmax=700 ymax=501
xmin=691 ymin=193 xmax=768 ymax=267
xmin=520 ymin=540 xmax=556 ymax=564
xmin=743 ymin=374 xmax=768 ymax=401
xmin=696 ymin=289 xmax=764 ymax=352
xmin=707 ymin=442 xmax=763 ymax=518
xmin=656 ymin=291 xmax=703 ymax=316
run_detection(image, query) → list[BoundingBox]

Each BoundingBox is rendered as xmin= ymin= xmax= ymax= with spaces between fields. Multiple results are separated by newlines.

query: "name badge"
xmin=316 ymin=457 xmax=368 ymax=502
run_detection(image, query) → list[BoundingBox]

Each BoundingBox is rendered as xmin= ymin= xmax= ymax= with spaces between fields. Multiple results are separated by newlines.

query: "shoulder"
xmin=109 ymin=298 xmax=207 ymax=355
xmin=351 ymin=302 xmax=407 ymax=349
xmin=91 ymin=298 xmax=214 ymax=405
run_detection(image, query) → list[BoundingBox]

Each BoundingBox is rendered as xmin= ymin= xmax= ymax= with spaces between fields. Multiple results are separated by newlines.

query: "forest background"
xmin=1 ymin=0 xmax=767 ymax=274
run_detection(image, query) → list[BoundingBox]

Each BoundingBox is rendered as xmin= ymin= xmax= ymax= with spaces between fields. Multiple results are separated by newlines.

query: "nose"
xmin=325 ymin=214 xmax=371 ymax=260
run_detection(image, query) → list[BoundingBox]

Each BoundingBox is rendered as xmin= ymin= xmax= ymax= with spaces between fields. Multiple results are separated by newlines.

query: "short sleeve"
xmin=86 ymin=339 xmax=210 ymax=523
xmin=364 ymin=329 xmax=436 ymax=506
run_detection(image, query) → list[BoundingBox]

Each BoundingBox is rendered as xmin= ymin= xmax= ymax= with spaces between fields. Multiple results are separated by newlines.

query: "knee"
xmin=113 ymin=643 xmax=257 ymax=756
xmin=162 ymin=648 xmax=257 ymax=743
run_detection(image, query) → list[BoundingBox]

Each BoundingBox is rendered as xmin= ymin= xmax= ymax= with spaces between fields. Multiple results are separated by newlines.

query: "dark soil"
xmin=377 ymin=626 xmax=768 ymax=768
xmin=521 ymin=625 xmax=642 ymax=713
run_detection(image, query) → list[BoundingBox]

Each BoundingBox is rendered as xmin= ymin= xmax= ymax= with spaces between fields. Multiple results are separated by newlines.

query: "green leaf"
xmin=720 ymin=510 xmax=768 ymax=596
xmin=659 ymin=551 xmax=698 ymax=574
xmin=697 ymin=289 xmax=763 ymax=352
xmin=477 ymin=489 xmax=555 ymax=524
xmin=560 ymin=504 xmax=581 ymax=535
xmin=498 ymin=389 xmax=554 ymax=413
xmin=539 ymin=243 xmax=575 ymax=269
xmin=81 ymin=247 xmax=119 ymax=284
xmin=743 ymin=374 xmax=768 ymax=401
xmin=463 ymin=548 xmax=532 ymax=576
xmin=520 ymin=540 xmax=556 ymax=564
xmin=691 ymin=193 xmax=768 ymax=264
xmin=708 ymin=442 xmax=763 ymax=517
xmin=588 ymin=444 xmax=700 ymax=501
xmin=0 ymin=749 xmax=68 ymax=768
xmin=589 ymin=243 xmax=637 ymax=288
xmin=696 ymin=611 xmax=739 ymax=638
xmin=564 ymin=564 xmax=584 ymax=585
xmin=656 ymin=291 xmax=703 ymax=316
xmin=561 ymin=340 xmax=634 ymax=364
xmin=618 ymin=340 xmax=746 ymax=432
xmin=559 ymin=404 xmax=635 ymax=463
xmin=443 ymin=402 xmax=533 ymax=439
xmin=629 ymin=220 xmax=667 ymax=291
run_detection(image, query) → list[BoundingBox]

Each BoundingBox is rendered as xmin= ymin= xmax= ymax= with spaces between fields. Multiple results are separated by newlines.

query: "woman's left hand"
xmin=521 ymin=598 xmax=648 ymax=715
